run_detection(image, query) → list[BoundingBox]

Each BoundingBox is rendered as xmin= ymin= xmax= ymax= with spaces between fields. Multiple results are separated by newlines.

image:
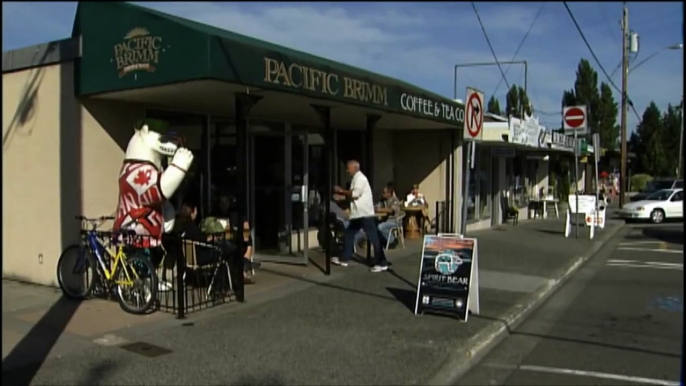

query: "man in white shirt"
xmin=333 ymin=160 xmax=388 ymax=272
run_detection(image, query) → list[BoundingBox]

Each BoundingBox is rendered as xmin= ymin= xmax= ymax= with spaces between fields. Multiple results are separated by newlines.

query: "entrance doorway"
xmin=249 ymin=126 xmax=309 ymax=265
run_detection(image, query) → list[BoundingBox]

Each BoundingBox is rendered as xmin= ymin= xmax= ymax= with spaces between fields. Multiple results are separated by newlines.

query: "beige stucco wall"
xmin=392 ymin=130 xmax=454 ymax=221
xmin=372 ymin=129 xmax=394 ymax=195
xmin=3 ymin=63 xmax=64 ymax=285
xmin=2 ymin=61 xmax=144 ymax=286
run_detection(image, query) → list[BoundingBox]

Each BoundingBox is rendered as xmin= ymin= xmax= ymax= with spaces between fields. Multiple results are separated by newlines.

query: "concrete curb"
xmin=426 ymin=221 xmax=625 ymax=385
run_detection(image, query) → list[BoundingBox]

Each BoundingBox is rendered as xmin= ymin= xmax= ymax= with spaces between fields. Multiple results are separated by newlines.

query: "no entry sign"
xmin=563 ymin=105 xmax=588 ymax=134
xmin=463 ymin=87 xmax=484 ymax=141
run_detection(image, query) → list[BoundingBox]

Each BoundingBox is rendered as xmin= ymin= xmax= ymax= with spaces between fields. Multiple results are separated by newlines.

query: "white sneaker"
xmin=370 ymin=265 xmax=388 ymax=273
xmin=331 ymin=258 xmax=348 ymax=267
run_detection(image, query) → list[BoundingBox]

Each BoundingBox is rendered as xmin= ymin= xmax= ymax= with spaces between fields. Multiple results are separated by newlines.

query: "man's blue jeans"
xmin=377 ymin=220 xmax=397 ymax=246
xmin=339 ymin=218 xmax=366 ymax=247
xmin=341 ymin=216 xmax=387 ymax=266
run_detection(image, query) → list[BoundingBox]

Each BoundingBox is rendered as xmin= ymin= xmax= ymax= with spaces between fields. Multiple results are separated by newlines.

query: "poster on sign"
xmin=566 ymin=195 xmax=598 ymax=239
xmin=568 ymin=195 xmax=596 ymax=214
xmin=414 ymin=235 xmax=479 ymax=321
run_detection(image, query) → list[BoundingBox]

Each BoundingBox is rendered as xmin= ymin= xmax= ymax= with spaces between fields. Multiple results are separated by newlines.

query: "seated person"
xmin=386 ymin=182 xmax=398 ymax=199
xmin=174 ymin=203 xmax=256 ymax=284
xmin=376 ymin=186 xmax=401 ymax=247
xmin=405 ymin=184 xmax=427 ymax=207
xmin=405 ymin=183 xmax=431 ymax=232
xmin=328 ymin=189 xmax=366 ymax=250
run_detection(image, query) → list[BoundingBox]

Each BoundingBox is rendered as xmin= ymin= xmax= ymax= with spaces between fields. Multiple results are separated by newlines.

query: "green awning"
xmin=73 ymin=2 xmax=465 ymax=126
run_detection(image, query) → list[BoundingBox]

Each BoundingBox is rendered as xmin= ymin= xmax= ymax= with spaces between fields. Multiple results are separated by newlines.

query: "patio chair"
xmin=182 ymin=239 xmax=233 ymax=301
xmin=385 ymin=212 xmax=406 ymax=251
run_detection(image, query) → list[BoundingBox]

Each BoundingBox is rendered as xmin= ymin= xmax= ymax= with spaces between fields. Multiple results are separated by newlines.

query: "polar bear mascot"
xmin=113 ymin=122 xmax=194 ymax=248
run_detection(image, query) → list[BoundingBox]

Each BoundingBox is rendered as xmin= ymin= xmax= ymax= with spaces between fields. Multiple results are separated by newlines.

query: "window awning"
xmin=73 ymin=2 xmax=465 ymax=127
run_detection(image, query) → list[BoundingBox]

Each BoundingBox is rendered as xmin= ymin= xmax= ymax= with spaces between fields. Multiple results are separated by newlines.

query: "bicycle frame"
xmin=85 ymin=231 xmax=139 ymax=286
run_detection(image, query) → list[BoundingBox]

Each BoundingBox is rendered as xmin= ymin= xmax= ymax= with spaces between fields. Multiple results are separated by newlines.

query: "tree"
xmin=487 ymin=96 xmax=502 ymax=116
xmin=506 ymin=85 xmax=531 ymax=119
xmin=661 ymin=103 xmax=682 ymax=175
xmin=634 ymin=102 xmax=668 ymax=176
xmin=596 ymin=82 xmax=620 ymax=151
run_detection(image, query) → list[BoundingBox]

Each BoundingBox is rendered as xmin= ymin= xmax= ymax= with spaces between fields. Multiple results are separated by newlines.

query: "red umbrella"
xmin=599 ymin=171 xmax=609 ymax=179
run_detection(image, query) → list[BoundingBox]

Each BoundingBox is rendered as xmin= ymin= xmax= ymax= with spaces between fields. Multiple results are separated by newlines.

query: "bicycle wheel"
xmin=57 ymin=244 xmax=97 ymax=300
xmin=115 ymin=253 xmax=158 ymax=314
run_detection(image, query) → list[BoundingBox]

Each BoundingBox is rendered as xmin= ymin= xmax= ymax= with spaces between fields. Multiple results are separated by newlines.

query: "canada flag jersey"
xmin=113 ymin=161 xmax=165 ymax=247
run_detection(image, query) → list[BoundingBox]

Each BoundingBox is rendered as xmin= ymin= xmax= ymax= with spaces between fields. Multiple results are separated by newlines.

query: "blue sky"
xmin=3 ymin=1 xmax=682 ymax=134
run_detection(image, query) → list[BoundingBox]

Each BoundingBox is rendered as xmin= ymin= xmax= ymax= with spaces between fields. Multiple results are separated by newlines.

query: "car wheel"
xmin=650 ymin=209 xmax=665 ymax=224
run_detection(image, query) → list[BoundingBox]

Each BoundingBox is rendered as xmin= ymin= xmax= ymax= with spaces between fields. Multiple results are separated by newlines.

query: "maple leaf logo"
xmin=133 ymin=170 xmax=152 ymax=186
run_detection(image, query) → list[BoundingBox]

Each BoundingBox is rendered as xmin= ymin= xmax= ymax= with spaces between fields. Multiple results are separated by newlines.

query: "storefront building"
xmin=3 ymin=2 xmax=467 ymax=286
xmin=464 ymin=113 xmax=578 ymax=231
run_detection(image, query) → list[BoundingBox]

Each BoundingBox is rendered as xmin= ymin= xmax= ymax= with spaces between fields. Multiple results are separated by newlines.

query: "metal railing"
xmin=80 ymin=231 xmax=236 ymax=319
xmin=434 ymin=200 xmax=453 ymax=235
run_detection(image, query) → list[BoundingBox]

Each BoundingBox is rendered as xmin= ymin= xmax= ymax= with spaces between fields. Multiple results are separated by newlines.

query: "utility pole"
xmin=619 ymin=6 xmax=629 ymax=208
xmin=679 ymin=96 xmax=684 ymax=178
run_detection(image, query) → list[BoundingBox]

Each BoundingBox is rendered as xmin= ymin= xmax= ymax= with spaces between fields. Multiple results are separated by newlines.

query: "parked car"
xmin=630 ymin=179 xmax=683 ymax=202
xmin=620 ymin=189 xmax=683 ymax=224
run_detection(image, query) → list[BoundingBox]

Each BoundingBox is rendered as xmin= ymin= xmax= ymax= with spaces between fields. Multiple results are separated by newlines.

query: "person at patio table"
xmin=376 ymin=186 xmax=401 ymax=248
xmin=332 ymin=160 xmax=388 ymax=272
xmin=175 ymin=202 xmax=256 ymax=284
xmin=405 ymin=184 xmax=427 ymax=206
xmin=405 ymin=183 xmax=430 ymax=233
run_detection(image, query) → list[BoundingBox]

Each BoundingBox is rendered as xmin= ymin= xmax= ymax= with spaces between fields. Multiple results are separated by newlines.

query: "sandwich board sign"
xmin=565 ymin=195 xmax=598 ymax=239
xmin=414 ymin=234 xmax=479 ymax=321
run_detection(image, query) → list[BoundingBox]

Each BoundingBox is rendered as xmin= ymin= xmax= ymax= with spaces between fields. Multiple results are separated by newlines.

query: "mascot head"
xmin=125 ymin=120 xmax=181 ymax=169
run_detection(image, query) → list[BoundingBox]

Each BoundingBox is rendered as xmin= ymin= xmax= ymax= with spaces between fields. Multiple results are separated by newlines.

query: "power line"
xmin=470 ymin=2 xmax=511 ymax=92
xmin=562 ymin=1 xmax=642 ymax=123
xmin=492 ymin=2 xmax=547 ymax=97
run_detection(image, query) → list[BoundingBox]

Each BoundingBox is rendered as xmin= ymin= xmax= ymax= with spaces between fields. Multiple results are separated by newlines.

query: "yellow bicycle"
xmin=57 ymin=216 xmax=159 ymax=314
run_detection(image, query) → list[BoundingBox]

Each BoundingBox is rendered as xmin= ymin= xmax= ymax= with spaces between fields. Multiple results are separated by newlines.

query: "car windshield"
xmin=645 ymin=189 xmax=673 ymax=201
xmin=645 ymin=181 xmax=674 ymax=192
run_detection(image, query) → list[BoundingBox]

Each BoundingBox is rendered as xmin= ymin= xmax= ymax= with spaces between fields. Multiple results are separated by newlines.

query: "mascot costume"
xmin=113 ymin=122 xmax=194 ymax=248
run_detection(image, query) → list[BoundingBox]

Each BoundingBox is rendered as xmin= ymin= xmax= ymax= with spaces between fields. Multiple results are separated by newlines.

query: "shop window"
xmin=145 ymin=109 xmax=205 ymax=212
xmin=464 ymin=147 xmax=477 ymax=221
xmin=510 ymin=155 xmax=528 ymax=208
xmin=478 ymin=149 xmax=491 ymax=219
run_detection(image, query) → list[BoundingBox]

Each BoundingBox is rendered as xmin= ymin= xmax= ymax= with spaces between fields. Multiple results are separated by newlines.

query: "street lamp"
xmin=629 ymin=43 xmax=682 ymax=74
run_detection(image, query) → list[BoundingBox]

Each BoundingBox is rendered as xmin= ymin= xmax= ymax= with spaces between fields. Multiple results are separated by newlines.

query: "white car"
xmin=620 ymin=189 xmax=683 ymax=224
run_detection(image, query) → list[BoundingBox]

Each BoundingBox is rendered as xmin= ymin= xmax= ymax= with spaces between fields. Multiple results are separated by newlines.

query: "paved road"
xmin=458 ymin=222 xmax=684 ymax=386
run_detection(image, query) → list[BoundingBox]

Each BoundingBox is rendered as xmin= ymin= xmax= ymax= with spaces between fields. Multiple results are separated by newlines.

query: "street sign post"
xmin=463 ymin=87 xmax=485 ymax=141
xmin=563 ymin=105 xmax=588 ymax=237
xmin=563 ymin=105 xmax=588 ymax=135
xmin=461 ymin=87 xmax=484 ymax=236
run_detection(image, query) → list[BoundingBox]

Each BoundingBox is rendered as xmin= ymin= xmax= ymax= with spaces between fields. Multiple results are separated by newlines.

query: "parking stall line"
xmin=617 ymin=247 xmax=683 ymax=254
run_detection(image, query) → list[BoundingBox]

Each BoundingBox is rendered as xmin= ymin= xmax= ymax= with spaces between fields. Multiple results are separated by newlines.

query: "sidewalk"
xmin=2 ymin=217 xmax=623 ymax=385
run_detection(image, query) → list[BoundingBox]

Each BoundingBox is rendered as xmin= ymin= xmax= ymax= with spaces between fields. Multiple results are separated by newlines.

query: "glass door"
xmin=250 ymin=127 xmax=308 ymax=265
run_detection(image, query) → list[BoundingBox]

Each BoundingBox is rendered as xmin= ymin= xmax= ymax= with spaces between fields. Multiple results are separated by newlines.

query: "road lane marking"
xmin=617 ymin=247 xmax=683 ymax=254
xmin=607 ymin=263 xmax=682 ymax=270
xmin=482 ymin=363 xmax=680 ymax=385
xmin=516 ymin=365 xmax=679 ymax=386
xmin=619 ymin=241 xmax=664 ymax=246
xmin=608 ymin=260 xmax=683 ymax=267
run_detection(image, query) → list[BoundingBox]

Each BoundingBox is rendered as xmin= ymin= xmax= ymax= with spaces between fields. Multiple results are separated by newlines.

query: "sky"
xmin=3 ymin=1 xmax=683 ymax=134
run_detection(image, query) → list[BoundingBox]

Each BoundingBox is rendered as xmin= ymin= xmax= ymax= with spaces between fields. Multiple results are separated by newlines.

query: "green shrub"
xmin=631 ymin=174 xmax=653 ymax=192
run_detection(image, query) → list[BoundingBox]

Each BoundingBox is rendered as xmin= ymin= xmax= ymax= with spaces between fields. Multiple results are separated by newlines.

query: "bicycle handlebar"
xmin=75 ymin=215 xmax=115 ymax=222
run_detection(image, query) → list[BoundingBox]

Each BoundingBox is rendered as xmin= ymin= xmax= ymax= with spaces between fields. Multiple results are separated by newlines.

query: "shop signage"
xmin=400 ymin=93 xmax=465 ymax=124
xmin=550 ymin=132 xmax=575 ymax=151
xmin=264 ymin=57 xmax=388 ymax=106
xmin=113 ymin=27 xmax=163 ymax=78
xmin=509 ymin=114 xmax=542 ymax=148
xmin=414 ymin=235 xmax=479 ymax=321
xmin=491 ymin=147 xmax=516 ymax=158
